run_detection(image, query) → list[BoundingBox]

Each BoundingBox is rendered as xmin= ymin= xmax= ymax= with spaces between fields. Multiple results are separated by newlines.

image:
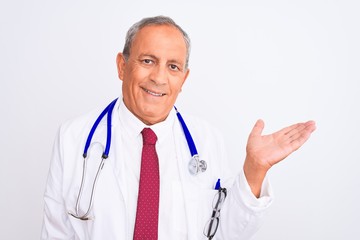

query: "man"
xmin=42 ymin=16 xmax=316 ymax=239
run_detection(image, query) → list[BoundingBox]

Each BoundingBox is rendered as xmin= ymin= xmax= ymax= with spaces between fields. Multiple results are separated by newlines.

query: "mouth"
xmin=142 ymin=87 xmax=166 ymax=97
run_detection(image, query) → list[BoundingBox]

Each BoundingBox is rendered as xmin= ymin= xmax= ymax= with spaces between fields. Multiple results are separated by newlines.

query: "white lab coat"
xmin=42 ymin=98 xmax=273 ymax=240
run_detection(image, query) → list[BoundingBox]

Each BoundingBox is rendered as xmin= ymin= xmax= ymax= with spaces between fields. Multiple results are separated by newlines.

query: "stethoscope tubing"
xmin=70 ymin=98 xmax=206 ymax=220
xmin=174 ymin=106 xmax=198 ymax=157
xmin=69 ymin=99 xmax=117 ymax=220
xmin=83 ymin=98 xmax=118 ymax=159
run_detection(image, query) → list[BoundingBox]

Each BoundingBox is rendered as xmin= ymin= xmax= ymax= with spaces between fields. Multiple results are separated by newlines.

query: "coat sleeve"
xmin=215 ymin=128 xmax=274 ymax=240
xmin=41 ymin=126 xmax=76 ymax=240
xmin=217 ymin=170 xmax=273 ymax=239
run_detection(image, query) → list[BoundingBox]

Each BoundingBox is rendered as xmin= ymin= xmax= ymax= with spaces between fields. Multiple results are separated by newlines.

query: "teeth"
xmin=144 ymin=88 xmax=165 ymax=96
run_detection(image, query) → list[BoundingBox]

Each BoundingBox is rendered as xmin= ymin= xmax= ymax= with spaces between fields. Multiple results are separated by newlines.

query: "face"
xmin=116 ymin=25 xmax=190 ymax=125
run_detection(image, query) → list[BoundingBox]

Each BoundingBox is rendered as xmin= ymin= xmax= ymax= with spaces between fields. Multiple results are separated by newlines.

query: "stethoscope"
xmin=69 ymin=98 xmax=207 ymax=220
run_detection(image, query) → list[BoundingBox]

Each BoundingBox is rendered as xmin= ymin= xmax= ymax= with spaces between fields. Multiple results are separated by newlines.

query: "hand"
xmin=243 ymin=119 xmax=316 ymax=197
xmin=247 ymin=119 xmax=316 ymax=170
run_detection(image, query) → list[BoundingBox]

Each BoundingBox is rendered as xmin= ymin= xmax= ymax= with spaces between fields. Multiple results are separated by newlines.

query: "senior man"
xmin=42 ymin=16 xmax=316 ymax=239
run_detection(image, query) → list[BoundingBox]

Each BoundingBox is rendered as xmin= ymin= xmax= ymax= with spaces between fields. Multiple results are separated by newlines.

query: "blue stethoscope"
xmin=69 ymin=98 xmax=207 ymax=220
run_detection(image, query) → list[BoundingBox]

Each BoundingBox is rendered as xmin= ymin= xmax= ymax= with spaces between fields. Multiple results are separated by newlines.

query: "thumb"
xmin=250 ymin=119 xmax=265 ymax=137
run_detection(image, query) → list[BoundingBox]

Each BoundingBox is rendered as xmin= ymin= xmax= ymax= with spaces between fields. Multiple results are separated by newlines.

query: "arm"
xmin=41 ymin=127 xmax=75 ymax=239
xmin=243 ymin=119 xmax=316 ymax=197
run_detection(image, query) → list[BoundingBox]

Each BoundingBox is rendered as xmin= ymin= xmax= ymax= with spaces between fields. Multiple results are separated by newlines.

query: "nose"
xmin=150 ymin=64 xmax=168 ymax=85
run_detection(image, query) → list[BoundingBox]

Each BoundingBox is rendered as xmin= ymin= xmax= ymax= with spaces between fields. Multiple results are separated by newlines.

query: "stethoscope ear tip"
xmin=68 ymin=212 xmax=91 ymax=221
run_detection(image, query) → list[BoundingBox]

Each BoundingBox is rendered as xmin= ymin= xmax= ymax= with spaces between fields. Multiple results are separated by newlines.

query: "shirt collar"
xmin=117 ymin=98 xmax=176 ymax=143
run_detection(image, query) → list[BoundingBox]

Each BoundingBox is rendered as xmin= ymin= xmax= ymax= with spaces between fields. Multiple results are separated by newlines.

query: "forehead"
xmin=130 ymin=25 xmax=187 ymax=60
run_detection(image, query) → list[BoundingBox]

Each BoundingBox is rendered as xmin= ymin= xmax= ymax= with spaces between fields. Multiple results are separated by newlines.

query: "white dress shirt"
xmin=117 ymin=99 xmax=188 ymax=238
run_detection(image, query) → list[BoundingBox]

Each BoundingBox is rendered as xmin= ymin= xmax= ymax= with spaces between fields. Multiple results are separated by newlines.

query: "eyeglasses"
xmin=203 ymin=187 xmax=227 ymax=239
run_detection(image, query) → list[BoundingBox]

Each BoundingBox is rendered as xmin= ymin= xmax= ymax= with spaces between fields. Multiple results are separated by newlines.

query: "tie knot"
xmin=141 ymin=128 xmax=157 ymax=145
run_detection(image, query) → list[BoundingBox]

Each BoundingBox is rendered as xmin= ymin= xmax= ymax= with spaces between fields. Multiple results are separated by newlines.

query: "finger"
xmin=290 ymin=132 xmax=312 ymax=151
xmin=290 ymin=123 xmax=316 ymax=150
xmin=250 ymin=119 xmax=265 ymax=137
xmin=284 ymin=123 xmax=308 ymax=140
xmin=285 ymin=128 xmax=312 ymax=146
xmin=275 ymin=123 xmax=301 ymax=136
xmin=304 ymin=120 xmax=317 ymax=132
xmin=278 ymin=120 xmax=316 ymax=136
xmin=278 ymin=122 xmax=313 ymax=145
xmin=286 ymin=121 xmax=316 ymax=140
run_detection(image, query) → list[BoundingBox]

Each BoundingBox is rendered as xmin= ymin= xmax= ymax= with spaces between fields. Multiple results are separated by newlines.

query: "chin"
xmin=142 ymin=108 xmax=168 ymax=124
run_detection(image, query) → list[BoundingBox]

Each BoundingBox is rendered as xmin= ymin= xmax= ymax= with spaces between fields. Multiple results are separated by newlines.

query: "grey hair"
xmin=122 ymin=16 xmax=191 ymax=70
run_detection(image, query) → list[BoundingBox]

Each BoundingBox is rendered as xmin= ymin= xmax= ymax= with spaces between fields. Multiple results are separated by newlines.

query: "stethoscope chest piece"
xmin=188 ymin=155 xmax=207 ymax=175
xmin=174 ymin=106 xmax=208 ymax=176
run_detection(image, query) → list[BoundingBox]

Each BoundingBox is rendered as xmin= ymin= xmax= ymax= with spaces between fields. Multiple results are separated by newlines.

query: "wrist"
xmin=243 ymin=156 xmax=269 ymax=198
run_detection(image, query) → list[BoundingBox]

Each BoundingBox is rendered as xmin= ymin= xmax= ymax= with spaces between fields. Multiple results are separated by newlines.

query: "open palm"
xmin=246 ymin=119 xmax=316 ymax=170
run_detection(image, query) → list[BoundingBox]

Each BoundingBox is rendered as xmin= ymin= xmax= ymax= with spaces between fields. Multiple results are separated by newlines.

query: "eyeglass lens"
xmin=203 ymin=188 xmax=227 ymax=239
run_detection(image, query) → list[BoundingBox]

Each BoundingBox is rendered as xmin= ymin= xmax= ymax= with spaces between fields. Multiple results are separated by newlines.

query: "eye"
xmin=169 ymin=64 xmax=180 ymax=71
xmin=142 ymin=59 xmax=154 ymax=64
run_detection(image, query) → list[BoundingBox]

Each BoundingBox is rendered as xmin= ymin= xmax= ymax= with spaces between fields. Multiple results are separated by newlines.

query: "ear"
xmin=181 ymin=68 xmax=190 ymax=87
xmin=116 ymin=53 xmax=126 ymax=81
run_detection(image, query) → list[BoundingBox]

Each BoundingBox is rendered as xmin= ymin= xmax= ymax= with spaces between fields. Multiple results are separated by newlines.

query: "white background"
xmin=1 ymin=0 xmax=359 ymax=239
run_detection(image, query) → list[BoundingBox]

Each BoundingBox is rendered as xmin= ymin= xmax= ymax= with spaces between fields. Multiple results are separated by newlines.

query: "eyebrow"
xmin=139 ymin=53 xmax=184 ymax=67
xmin=139 ymin=53 xmax=158 ymax=61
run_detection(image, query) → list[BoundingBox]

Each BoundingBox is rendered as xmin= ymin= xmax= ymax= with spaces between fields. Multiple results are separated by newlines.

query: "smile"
xmin=142 ymin=87 xmax=166 ymax=97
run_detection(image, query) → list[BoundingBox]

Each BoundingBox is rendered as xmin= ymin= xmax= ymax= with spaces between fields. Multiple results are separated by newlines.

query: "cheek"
xmin=123 ymin=69 xmax=141 ymax=90
xmin=170 ymin=78 xmax=185 ymax=94
xmin=121 ymin=75 xmax=137 ymax=100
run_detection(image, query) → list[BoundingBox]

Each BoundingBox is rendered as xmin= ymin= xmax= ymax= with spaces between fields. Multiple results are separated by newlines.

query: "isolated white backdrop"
xmin=1 ymin=0 xmax=359 ymax=239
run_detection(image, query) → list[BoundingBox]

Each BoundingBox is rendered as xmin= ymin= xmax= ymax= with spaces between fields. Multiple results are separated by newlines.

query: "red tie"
xmin=134 ymin=128 xmax=159 ymax=240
